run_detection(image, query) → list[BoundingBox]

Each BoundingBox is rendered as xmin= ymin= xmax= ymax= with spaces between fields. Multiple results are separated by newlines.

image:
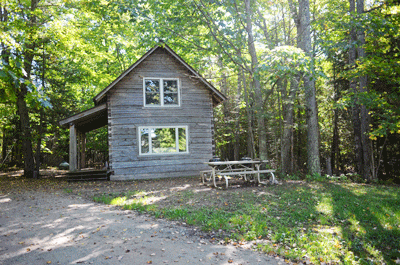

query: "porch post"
xmin=69 ymin=124 xmax=77 ymax=171
xmin=79 ymin=131 xmax=86 ymax=169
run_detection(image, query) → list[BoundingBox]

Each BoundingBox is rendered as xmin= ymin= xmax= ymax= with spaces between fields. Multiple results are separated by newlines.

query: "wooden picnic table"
xmin=201 ymin=160 xmax=276 ymax=188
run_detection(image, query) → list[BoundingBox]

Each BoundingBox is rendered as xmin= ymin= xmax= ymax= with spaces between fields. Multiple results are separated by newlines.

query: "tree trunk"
xmin=17 ymin=90 xmax=35 ymax=177
xmin=1 ymin=6 xmax=9 ymax=165
xmin=243 ymin=71 xmax=255 ymax=158
xmin=244 ymin=0 xmax=268 ymax=161
xmin=218 ymin=56 xmax=229 ymax=118
xmin=278 ymin=80 xmax=283 ymax=165
xmin=1 ymin=126 xmax=6 ymax=163
xmin=281 ymin=79 xmax=297 ymax=175
xmin=349 ymin=0 xmax=363 ymax=176
xmin=295 ymin=97 xmax=302 ymax=171
xmin=14 ymin=0 xmax=40 ymax=178
xmin=331 ymin=64 xmax=340 ymax=175
xmin=298 ymin=0 xmax=321 ymax=175
xmin=34 ymin=110 xmax=44 ymax=177
xmin=234 ymin=69 xmax=243 ymax=161
xmin=357 ymin=0 xmax=373 ymax=181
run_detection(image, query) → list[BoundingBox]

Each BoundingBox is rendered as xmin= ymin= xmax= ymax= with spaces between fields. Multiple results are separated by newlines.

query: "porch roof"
xmin=59 ymin=103 xmax=107 ymax=132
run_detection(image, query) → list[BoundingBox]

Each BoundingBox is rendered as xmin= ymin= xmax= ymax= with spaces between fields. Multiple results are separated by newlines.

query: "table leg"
xmin=270 ymin=171 xmax=276 ymax=184
xmin=212 ymin=167 xmax=217 ymax=188
xmin=256 ymin=164 xmax=260 ymax=184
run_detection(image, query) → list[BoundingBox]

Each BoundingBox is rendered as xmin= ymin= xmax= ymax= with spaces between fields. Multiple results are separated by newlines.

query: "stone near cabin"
xmin=59 ymin=161 xmax=69 ymax=170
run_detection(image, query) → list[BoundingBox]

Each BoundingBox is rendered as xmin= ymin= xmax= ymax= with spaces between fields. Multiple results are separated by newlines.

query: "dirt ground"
xmin=0 ymin=170 xmax=285 ymax=265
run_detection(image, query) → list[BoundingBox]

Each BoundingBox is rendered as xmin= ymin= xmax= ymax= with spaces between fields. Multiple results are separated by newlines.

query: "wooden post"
xmin=80 ymin=131 xmax=86 ymax=169
xmin=69 ymin=124 xmax=77 ymax=171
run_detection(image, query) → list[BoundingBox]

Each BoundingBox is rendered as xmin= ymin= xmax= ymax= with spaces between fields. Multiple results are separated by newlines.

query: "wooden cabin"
xmin=59 ymin=44 xmax=226 ymax=180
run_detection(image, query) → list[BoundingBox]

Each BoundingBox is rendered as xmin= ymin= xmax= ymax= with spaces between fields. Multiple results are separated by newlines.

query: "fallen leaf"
xmin=147 ymin=261 xmax=152 ymax=264
xmin=228 ymin=259 xmax=233 ymax=263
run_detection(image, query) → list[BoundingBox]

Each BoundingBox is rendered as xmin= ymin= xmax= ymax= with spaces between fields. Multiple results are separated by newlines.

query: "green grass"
xmin=93 ymin=182 xmax=400 ymax=265
xmin=63 ymin=188 xmax=73 ymax=193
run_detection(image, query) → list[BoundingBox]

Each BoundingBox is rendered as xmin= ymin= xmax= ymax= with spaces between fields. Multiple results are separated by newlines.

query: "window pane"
xmin=151 ymin=128 xmax=176 ymax=153
xmin=140 ymin=128 xmax=149 ymax=154
xmin=164 ymin=80 xmax=178 ymax=92
xmin=145 ymin=79 xmax=160 ymax=105
xmin=178 ymin=128 xmax=187 ymax=152
xmin=164 ymin=93 xmax=178 ymax=105
xmin=146 ymin=93 xmax=160 ymax=105
xmin=145 ymin=80 xmax=160 ymax=93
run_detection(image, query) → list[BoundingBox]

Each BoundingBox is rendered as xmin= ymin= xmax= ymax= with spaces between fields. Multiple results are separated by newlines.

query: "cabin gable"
xmin=106 ymin=47 xmax=216 ymax=180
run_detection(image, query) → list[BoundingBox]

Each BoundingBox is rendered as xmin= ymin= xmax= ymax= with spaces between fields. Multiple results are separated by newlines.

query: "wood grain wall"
xmin=107 ymin=48 xmax=214 ymax=180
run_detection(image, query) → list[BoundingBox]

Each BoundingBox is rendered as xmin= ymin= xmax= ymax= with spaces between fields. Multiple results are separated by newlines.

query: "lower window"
xmin=139 ymin=126 xmax=188 ymax=155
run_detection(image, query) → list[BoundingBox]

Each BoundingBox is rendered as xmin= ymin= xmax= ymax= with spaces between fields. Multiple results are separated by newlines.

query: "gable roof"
xmin=93 ymin=44 xmax=227 ymax=106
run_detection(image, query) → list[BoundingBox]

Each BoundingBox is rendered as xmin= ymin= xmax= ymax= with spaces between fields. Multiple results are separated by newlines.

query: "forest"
xmin=0 ymin=0 xmax=399 ymax=182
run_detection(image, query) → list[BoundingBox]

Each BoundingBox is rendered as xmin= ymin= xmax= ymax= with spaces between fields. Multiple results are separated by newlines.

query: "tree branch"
xmin=194 ymin=0 xmax=251 ymax=73
xmin=364 ymin=3 xmax=385 ymax=13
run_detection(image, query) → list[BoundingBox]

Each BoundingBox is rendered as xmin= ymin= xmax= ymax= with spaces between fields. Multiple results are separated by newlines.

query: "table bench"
xmin=202 ymin=160 xmax=276 ymax=188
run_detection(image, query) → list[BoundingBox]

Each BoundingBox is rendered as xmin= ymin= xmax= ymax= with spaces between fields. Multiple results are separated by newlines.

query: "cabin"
xmin=59 ymin=44 xmax=226 ymax=180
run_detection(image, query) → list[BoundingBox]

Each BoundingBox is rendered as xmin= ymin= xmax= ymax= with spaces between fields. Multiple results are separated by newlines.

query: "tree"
xmin=244 ymin=0 xmax=268 ymax=161
xmin=0 ymin=0 xmax=43 ymax=177
xmin=356 ymin=0 xmax=372 ymax=180
xmin=289 ymin=0 xmax=321 ymax=175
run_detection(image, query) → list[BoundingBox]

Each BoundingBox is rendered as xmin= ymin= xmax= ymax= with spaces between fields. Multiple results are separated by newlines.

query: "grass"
xmin=93 ymin=181 xmax=400 ymax=265
xmin=1 ymin=173 xmax=397 ymax=264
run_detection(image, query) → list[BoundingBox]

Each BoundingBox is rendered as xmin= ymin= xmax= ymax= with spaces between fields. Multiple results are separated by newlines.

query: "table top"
xmin=204 ymin=160 xmax=269 ymax=166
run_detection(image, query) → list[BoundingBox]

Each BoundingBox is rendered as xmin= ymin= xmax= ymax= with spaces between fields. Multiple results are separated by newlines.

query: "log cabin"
xmin=59 ymin=44 xmax=226 ymax=180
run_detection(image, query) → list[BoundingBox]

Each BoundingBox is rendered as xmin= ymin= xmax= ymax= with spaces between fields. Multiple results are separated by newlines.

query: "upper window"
xmin=144 ymin=78 xmax=180 ymax=106
xmin=139 ymin=126 xmax=188 ymax=155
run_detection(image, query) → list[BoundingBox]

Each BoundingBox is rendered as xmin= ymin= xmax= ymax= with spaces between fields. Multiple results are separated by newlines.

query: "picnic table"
xmin=201 ymin=160 xmax=276 ymax=188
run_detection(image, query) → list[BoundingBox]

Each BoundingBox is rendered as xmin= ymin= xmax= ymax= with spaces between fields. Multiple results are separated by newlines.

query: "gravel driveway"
xmin=0 ymin=190 xmax=283 ymax=265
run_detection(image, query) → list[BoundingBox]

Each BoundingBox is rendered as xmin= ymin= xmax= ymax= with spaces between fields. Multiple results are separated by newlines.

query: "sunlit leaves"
xmin=260 ymin=45 xmax=308 ymax=81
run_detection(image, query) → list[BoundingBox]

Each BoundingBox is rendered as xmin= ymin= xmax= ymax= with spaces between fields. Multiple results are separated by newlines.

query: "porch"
xmin=59 ymin=103 xmax=108 ymax=172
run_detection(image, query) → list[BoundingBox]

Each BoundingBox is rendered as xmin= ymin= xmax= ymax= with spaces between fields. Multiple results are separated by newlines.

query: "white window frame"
xmin=143 ymin=78 xmax=180 ymax=107
xmin=138 ymin=125 xmax=189 ymax=156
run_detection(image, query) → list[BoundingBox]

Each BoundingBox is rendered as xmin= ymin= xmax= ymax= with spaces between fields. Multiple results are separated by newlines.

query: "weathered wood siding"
xmin=107 ymin=48 xmax=214 ymax=180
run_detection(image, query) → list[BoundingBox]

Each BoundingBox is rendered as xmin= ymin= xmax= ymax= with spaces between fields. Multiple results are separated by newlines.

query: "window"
xmin=144 ymin=78 xmax=179 ymax=106
xmin=139 ymin=126 xmax=188 ymax=155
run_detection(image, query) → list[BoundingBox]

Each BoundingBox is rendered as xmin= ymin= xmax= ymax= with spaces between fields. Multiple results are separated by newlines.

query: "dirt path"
xmin=0 ymin=190 xmax=283 ymax=265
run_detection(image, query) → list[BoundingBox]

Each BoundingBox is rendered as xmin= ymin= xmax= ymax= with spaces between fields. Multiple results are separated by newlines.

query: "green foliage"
xmin=1 ymin=0 xmax=399 ymax=180
xmin=260 ymin=46 xmax=309 ymax=81
xmin=305 ymin=173 xmax=326 ymax=182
